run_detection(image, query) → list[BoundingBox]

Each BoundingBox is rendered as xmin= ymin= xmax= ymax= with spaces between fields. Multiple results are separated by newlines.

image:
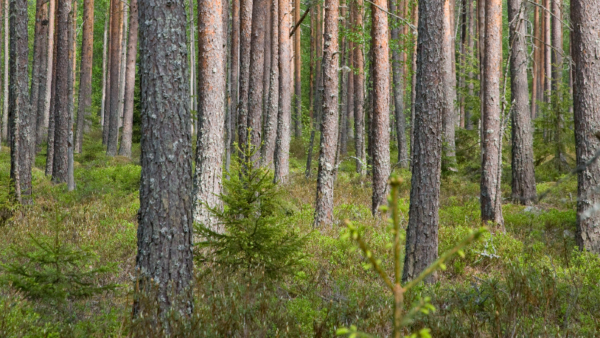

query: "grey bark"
xmin=134 ymin=0 xmax=194 ymax=319
xmin=390 ymin=0 xmax=407 ymax=168
xmin=193 ymin=0 xmax=227 ymax=230
xmin=1 ymin=0 xmax=7 ymax=144
xmin=571 ymin=0 xmax=600 ymax=254
xmin=35 ymin=0 xmax=51 ymax=150
xmin=118 ymin=0 xmax=138 ymax=157
xmin=442 ymin=0 xmax=456 ymax=168
xmin=274 ymin=0 xmax=292 ymax=183
xmin=29 ymin=0 xmax=46 ymax=160
xmin=8 ymin=0 xmax=31 ymax=202
xmin=260 ymin=0 xmax=279 ymax=168
xmin=237 ymin=0 xmax=252 ymax=149
xmin=402 ymin=0 xmax=445 ymax=283
xmin=100 ymin=13 xmax=108 ymax=131
xmin=106 ymin=0 xmax=123 ymax=156
xmin=45 ymin=0 xmax=57 ymax=177
xmin=508 ymin=0 xmax=536 ymax=205
xmin=51 ymin=0 xmax=72 ymax=184
xmin=353 ymin=0 xmax=365 ymax=175
xmin=313 ymin=0 xmax=339 ymax=227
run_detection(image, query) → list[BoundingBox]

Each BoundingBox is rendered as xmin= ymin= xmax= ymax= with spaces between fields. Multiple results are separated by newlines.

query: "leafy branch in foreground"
xmin=337 ymin=177 xmax=487 ymax=338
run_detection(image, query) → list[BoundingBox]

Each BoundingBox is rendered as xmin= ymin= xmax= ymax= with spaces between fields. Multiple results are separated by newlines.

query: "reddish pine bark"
xmin=118 ymin=0 xmax=138 ymax=157
xmin=274 ymin=0 xmax=292 ymax=183
xmin=74 ymin=0 xmax=95 ymax=153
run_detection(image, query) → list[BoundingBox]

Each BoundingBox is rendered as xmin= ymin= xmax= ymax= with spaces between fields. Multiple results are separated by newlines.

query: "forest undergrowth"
xmin=0 ymin=129 xmax=599 ymax=337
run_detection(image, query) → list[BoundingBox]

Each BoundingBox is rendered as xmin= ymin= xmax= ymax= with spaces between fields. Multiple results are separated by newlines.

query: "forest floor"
xmin=0 ymin=130 xmax=599 ymax=337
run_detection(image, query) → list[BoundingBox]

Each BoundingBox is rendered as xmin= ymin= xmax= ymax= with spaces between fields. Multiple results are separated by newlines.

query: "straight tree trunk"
xmin=551 ymin=0 xmax=564 ymax=170
xmin=35 ymin=0 xmax=51 ymax=150
xmin=353 ymin=0 xmax=365 ymax=175
xmin=262 ymin=0 xmax=271 ymax=124
xmin=508 ymin=0 xmax=536 ymax=205
xmin=118 ymin=0 xmax=138 ymax=157
xmin=480 ymin=0 xmax=504 ymax=227
xmin=67 ymin=0 xmax=75 ymax=191
xmin=193 ymin=0 xmax=227 ymax=229
xmin=189 ymin=0 xmax=197 ymax=119
xmin=45 ymin=0 xmax=58 ymax=177
xmin=370 ymin=0 xmax=391 ymax=214
xmin=29 ymin=0 xmax=47 ymax=159
xmin=293 ymin=0 xmax=302 ymax=138
xmin=1 ymin=0 xmax=7 ymax=144
xmin=246 ymin=0 xmax=268 ymax=158
xmin=442 ymin=0 xmax=457 ymax=168
xmin=402 ymin=0 xmax=445 ymax=283
xmin=344 ymin=40 xmax=353 ymax=156
xmin=459 ymin=0 xmax=467 ymax=128
xmin=100 ymin=12 xmax=108 ymax=131
xmin=543 ymin=0 xmax=551 ymax=103
xmin=390 ymin=0 xmax=407 ymax=167
xmin=117 ymin=3 xmax=128 ymax=130
xmin=106 ymin=0 xmax=123 ymax=156
xmin=313 ymin=0 xmax=339 ymax=226
xmin=74 ymin=0 xmax=95 ymax=154
xmin=8 ymin=0 xmax=31 ymax=202
xmin=134 ymin=0 xmax=194 ymax=319
xmin=237 ymin=0 xmax=252 ymax=149
xmin=274 ymin=0 xmax=292 ymax=183
xmin=571 ymin=0 xmax=600 ymax=254
xmin=409 ymin=3 xmax=418 ymax=166
xmin=465 ymin=0 xmax=474 ymax=130
xmin=51 ymin=0 xmax=72 ymax=184
xmin=260 ymin=0 xmax=279 ymax=168
xmin=531 ymin=0 xmax=540 ymax=118
xmin=230 ymin=0 xmax=240 ymax=148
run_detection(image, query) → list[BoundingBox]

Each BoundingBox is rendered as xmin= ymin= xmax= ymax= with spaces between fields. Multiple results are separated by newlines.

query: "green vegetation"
xmin=0 ymin=130 xmax=598 ymax=337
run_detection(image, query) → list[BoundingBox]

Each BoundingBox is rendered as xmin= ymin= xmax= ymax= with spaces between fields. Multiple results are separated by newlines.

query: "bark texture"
xmin=193 ymin=0 xmax=227 ymax=230
xmin=134 ymin=0 xmax=194 ymax=318
xmin=274 ymin=0 xmax=292 ymax=183
xmin=237 ymin=0 xmax=252 ymax=149
xmin=571 ymin=0 xmax=600 ymax=254
xmin=442 ymin=0 xmax=456 ymax=168
xmin=230 ymin=0 xmax=240 ymax=147
xmin=29 ymin=0 xmax=46 ymax=159
xmin=106 ymin=0 xmax=123 ymax=156
xmin=74 ymin=0 xmax=95 ymax=153
xmin=35 ymin=0 xmax=51 ymax=149
xmin=293 ymin=0 xmax=302 ymax=138
xmin=402 ymin=0 xmax=444 ymax=283
xmin=313 ymin=0 xmax=339 ymax=227
xmin=508 ymin=0 xmax=536 ymax=205
xmin=480 ymin=0 xmax=504 ymax=227
xmin=353 ymin=0 xmax=365 ymax=175
xmin=260 ymin=0 xmax=279 ymax=168
xmin=370 ymin=0 xmax=391 ymax=215
xmin=247 ymin=0 xmax=269 ymax=158
xmin=390 ymin=0 xmax=407 ymax=167
xmin=45 ymin=0 xmax=58 ymax=176
xmin=9 ymin=0 xmax=31 ymax=201
xmin=51 ymin=0 xmax=72 ymax=184
xmin=118 ymin=0 xmax=138 ymax=157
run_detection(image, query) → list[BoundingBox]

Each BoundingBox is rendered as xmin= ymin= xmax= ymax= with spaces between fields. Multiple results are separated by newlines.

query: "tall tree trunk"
xmin=402 ymin=0 xmax=444 ymax=283
xmin=531 ymin=0 xmax=540 ymax=118
xmin=134 ymin=0 xmax=194 ymax=319
xmin=35 ymin=0 xmax=51 ymax=150
xmin=246 ymin=0 xmax=268 ymax=158
xmin=67 ymin=0 xmax=75 ymax=191
xmin=29 ymin=0 xmax=47 ymax=160
xmin=118 ymin=0 xmax=138 ymax=157
xmin=409 ymin=3 xmax=418 ymax=167
xmin=442 ymin=0 xmax=456 ymax=168
xmin=51 ymin=0 xmax=72 ymax=184
xmin=353 ymin=0 xmax=365 ymax=175
xmin=74 ymin=0 xmax=94 ymax=154
xmin=313 ymin=0 xmax=339 ymax=226
xmin=45 ymin=0 xmax=58 ymax=177
xmin=370 ymin=0 xmax=391 ymax=214
xmin=193 ymin=0 xmax=227 ymax=229
xmin=189 ymin=0 xmax=197 ymax=121
xmin=230 ymin=0 xmax=240 ymax=148
xmin=571 ymin=0 xmax=600 ymax=254
xmin=390 ymin=0 xmax=407 ymax=167
xmin=543 ymin=0 xmax=551 ymax=103
xmin=344 ymin=39 xmax=353 ymax=156
xmin=293 ymin=0 xmax=302 ymax=138
xmin=99 ymin=12 xmax=108 ymax=131
xmin=260 ymin=0 xmax=279 ymax=168
xmin=551 ymin=0 xmax=564 ymax=170
xmin=459 ymin=0 xmax=467 ymax=128
xmin=465 ymin=0 xmax=474 ymax=130
xmin=1 ymin=0 xmax=7 ymax=144
xmin=262 ymin=0 xmax=271 ymax=125
xmin=274 ymin=0 xmax=292 ymax=183
xmin=237 ymin=0 xmax=252 ymax=149
xmin=8 ymin=0 xmax=31 ymax=202
xmin=480 ymin=0 xmax=504 ymax=227
xmin=106 ymin=0 xmax=123 ymax=156
xmin=508 ymin=0 xmax=536 ymax=205
xmin=117 ymin=3 xmax=128 ymax=130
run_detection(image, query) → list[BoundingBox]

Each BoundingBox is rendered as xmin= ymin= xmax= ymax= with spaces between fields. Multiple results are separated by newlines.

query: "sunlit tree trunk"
xmin=293 ymin=0 xmax=302 ymax=138
xmin=118 ymin=0 xmax=138 ymax=157
xmin=480 ymin=0 xmax=504 ymax=227
xmin=442 ymin=0 xmax=456 ymax=169
xmin=313 ymin=0 xmax=339 ymax=226
xmin=35 ymin=0 xmax=52 ymax=150
xmin=390 ymin=0 xmax=407 ymax=167
xmin=74 ymin=0 xmax=95 ymax=154
xmin=551 ymin=0 xmax=565 ymax=170
xmin=1 ymin=0 xmax=8 ymax=144
xmin=106 ymin=0 xmax=123 ymax=156
xmin=353 ymin=0 xmax=366 ymax=175
xmin=274 ymin=0 xmax=292 ymax=183
xmin=237 ymin=0 xmax=252 ymax=148
xmin=260 ymin=0 xmax=279 ymax=168
xmin=29 ymin=0 xmax=47 ymax=159
xmin=45 ymin=0 xmax=58 ymax=176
